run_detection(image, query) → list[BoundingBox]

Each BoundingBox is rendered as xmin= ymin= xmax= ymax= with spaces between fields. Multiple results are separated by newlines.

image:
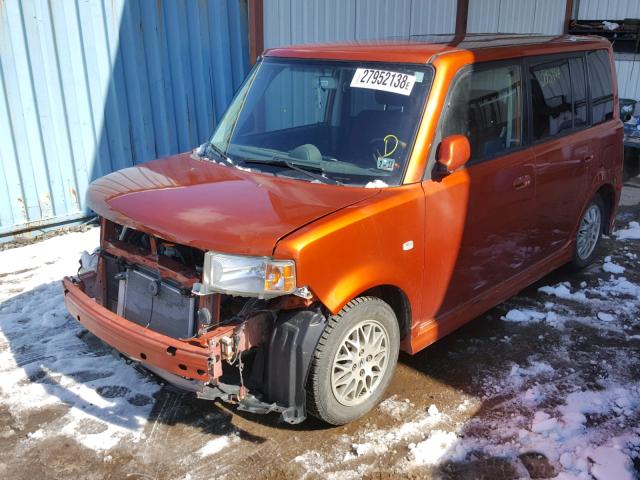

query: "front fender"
xmin=274 ymin=184 xmax=425 ymax=317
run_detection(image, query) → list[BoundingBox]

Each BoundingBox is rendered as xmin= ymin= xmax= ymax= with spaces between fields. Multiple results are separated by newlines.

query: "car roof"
xmin=264 ymin=33 xmax=611 ymax=64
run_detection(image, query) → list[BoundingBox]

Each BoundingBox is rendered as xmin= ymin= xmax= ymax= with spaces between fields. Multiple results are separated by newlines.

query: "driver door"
xmin=421 ymin=59 xmax=539 ymax=332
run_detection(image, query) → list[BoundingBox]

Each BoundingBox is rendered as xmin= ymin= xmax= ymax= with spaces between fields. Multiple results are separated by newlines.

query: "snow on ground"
xmin=603 ymin=256 xmax=626 ymax=274
xmin=407 ymin=430 xmax=463 ymax=466
xmin=294 ymin=401 xmax=455 ymax=478
xmin=377 ymin=394 xmax=413 ymax=419
xmin=197 ymin=434 xmax=239 ymax=458
xmin=615 ymin=221 xmax=640 ymax=240
xmin=0 ymin=228 xmax=162 ymax=451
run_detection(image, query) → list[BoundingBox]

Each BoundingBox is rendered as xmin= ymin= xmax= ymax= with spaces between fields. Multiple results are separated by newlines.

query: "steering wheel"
xmin=367 ymin=135 xmax=403 ymax=166
xmin=367 ymin=137 xmax=387 ymax=161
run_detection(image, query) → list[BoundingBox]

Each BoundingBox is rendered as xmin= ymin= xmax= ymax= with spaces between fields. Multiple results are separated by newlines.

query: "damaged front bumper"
xmin=62 ymin=274 xmax=317 ymax=424
xmin=63 ymin=276 xmax=212 ymax=381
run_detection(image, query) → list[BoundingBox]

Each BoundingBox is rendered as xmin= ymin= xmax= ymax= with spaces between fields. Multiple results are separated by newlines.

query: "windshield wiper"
xmin=242 ymin=157 xmax=341 ymax=185
xmin=198 ymin=142 xmax=237 ymax=167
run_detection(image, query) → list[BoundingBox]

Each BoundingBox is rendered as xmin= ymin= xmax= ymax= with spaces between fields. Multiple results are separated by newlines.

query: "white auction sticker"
xmin=350 ymin=68 xmax=416 ymax=96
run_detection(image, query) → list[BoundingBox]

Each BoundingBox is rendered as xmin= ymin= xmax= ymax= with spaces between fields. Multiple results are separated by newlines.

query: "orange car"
xmin=63 ymin=34 xmax=623 ymax=425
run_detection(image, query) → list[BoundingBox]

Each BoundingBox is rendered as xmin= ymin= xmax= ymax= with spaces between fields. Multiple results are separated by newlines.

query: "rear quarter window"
xmin=587 ymin=50 xmax=614 ymax=125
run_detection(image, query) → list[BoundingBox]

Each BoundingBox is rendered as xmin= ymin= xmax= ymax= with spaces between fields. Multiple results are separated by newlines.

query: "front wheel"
xmin=306 ymin=297 xmax=400 ymax=425
xmin=570 ymin=194 xmax=605 ymax=270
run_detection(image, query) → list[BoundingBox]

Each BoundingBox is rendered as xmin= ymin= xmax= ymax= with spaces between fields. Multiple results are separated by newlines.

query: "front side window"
xmin=207 ymin=58 xmax=433 ymax=186
xmin=587 ymin=50 xmax=614 ymax=125
xmin=441 ymin=63 xmax=522 ymax=162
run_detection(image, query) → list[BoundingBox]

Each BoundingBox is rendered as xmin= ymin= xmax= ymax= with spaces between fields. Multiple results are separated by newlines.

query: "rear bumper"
xmin=62 ymin=277 xmax=211 ymax=382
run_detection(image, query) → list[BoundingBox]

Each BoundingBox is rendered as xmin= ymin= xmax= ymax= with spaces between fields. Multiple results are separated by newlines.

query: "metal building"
xmin=3 ymin=0 xmax=638 ymax=240
xmin=0 ymin=0 xmax=249 ymax=241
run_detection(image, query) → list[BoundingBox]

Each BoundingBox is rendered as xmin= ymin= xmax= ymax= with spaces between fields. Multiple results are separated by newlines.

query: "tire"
xmin=306 ymin=296 xmax=400 ymax=425
xmin=570 ymin=194 xmax=605 ymax=270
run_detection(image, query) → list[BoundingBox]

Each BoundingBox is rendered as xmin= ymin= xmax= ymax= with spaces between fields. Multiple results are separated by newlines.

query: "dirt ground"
xmin=1 ymin=165 xmax=639 ymax=479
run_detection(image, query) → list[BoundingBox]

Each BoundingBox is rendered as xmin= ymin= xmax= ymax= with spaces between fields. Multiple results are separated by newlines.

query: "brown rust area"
xmin=269 ymin=294 xmax=316 ymax=310
xmin=100 ymin=217 xmax=201 ymax=287
xmin=192 ymin=313 xmax=272 ymax=351
xmin=102 ymin=239 xmax=200 ymax=287
xmin=96 ymin=254 xmax=107 ymax=306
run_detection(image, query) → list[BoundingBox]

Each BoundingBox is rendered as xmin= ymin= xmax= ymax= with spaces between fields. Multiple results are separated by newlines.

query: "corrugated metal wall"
xmin=467 ymin=0 xmax=565 ymax=35
xmin=263 ymin=0 xmax=566 ymax=50
xmin=263 ymin=0 xmax=456 ymax=49
xmin=576 ymin=0 xmax=640 ymax=101
xmin=0 ymin=0 xmax=248 ymax=239
xmin=614 ymin=60 xmax=640 ymax=100
xmin=577 ymin=0 xmax=640 ymax=19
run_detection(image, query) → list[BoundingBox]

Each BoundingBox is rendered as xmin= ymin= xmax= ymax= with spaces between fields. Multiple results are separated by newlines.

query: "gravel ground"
xmin=0 ymin=178 xmax=639 ymax=480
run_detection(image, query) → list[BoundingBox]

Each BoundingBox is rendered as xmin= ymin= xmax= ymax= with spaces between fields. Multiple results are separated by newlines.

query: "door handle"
xmin=513 ymin=174 xmax=532 ymax=190
xmin=584 ymin=154 xmax=594 ymax=162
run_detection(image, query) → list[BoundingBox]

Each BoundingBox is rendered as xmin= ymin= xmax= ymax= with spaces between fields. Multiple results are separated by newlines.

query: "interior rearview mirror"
xmin=437 ymin=134 xmax=471 ymax=173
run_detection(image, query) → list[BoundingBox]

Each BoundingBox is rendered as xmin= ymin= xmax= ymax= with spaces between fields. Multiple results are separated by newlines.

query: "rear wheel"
xmin=570 ymin=195 xmax=605 ymax=269
xmin=306 ymin=297 xmax=400 ymax=425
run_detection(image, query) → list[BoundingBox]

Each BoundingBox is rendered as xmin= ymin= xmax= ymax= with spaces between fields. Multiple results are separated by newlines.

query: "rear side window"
xmin=530 ymin=60 xmax=573 ymax=140
xmin=441 ymin=63 xmax=523 ymax=162
xmin=587 ymin=50 xmax=614 ymax=125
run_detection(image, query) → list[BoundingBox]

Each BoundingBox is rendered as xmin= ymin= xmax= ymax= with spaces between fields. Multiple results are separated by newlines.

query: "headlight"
xmin=200 ymin=251 xmax=296 ymax=298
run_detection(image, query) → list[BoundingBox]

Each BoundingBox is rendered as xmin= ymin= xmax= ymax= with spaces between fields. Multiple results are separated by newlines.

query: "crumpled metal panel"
xmin=0 ymin=0 xmax=248 ymax=239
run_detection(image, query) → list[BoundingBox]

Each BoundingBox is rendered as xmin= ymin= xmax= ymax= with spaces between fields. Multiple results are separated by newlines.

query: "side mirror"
xmin=437 ymin=135 xmax=471 ymax=173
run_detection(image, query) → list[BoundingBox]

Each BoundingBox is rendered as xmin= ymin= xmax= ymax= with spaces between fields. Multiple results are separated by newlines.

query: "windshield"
xmin=207 ymin=58 xmax=433 ymax=186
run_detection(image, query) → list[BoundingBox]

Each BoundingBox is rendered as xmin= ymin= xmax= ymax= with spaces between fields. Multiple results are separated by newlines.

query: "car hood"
xmin=87 ymin=152 xmax=380 ymax=256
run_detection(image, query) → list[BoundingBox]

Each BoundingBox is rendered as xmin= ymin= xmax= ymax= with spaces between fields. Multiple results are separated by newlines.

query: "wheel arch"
xmin=595 ymin=183 xmax=616 ymax=234
xmin=353 ymin=284 xmax=412 ymax=341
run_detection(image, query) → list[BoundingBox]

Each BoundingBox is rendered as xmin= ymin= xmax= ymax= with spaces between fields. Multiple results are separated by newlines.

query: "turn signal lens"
xmin=264 ymin=261 xmax=296 ymax=293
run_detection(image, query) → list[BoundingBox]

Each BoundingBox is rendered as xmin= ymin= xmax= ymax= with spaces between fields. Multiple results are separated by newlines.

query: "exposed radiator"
xmin=103 ymin=254 xmax=196 ymax=339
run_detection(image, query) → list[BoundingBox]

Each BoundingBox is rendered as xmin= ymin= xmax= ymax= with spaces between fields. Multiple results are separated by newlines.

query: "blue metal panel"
xmin=0 ymin=0 xmax=249 ymax=239
xmin=410 ymin=0 xmax=457 ymax=35
xmin=263 ymin=0 xmax=357 ymax=48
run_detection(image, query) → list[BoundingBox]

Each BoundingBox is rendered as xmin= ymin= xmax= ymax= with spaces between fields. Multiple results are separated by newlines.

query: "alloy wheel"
xmin=330 ymin=320 xmax=389 ymax=407
xmin=576 ymin=204 xmax=602 ymax=260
